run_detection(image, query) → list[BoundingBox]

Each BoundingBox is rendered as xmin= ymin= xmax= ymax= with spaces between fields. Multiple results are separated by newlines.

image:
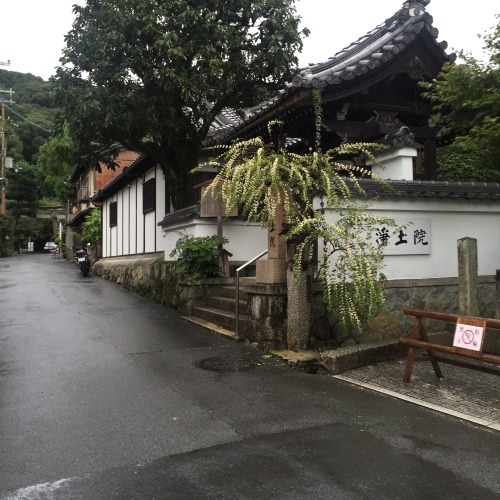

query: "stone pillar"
xmin=286 ymin=264 xmax=313 ymax=351
xmin=256 ymin=205 xmax=287 ymax=284
xmin=367 ymin=147 xmax=417 ymax=181
xmin=457 ymin=237 xmax=479 ymax=317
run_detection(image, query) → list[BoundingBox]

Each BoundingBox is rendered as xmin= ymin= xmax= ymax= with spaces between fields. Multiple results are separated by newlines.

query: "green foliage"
xmin=199 ymin=115 xmax=397 ymax=338
xmin=0 ymin=70 xmax=67 ymax=250
xmin=169 ymin=234 xmax=229 ymax=282
xmin=4 ymin=164 xmax=39 ymax=253
xmin=36 ymin=130 xmax=77 ymax=201
xmin=421 ymin=16 xmax=500 ymax=171
xmin=0 ymin=69 xmax=55 ymax=165
xmin=6 ymin=165 xmax=38 ymax=219
xmin=81 ymin=209 xmax=102 ymax=248
xmin=53 ymin=0 xmax=308 ymax=208
xmin=437 ymin=141 xmax=500 ymax=182
xmin=0 ymin=214 xmax=9 ymax=257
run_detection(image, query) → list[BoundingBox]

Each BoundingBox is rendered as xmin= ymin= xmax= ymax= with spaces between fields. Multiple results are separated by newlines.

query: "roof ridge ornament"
xmin=408 ymin=0 xmax=430 ymax=6
xmin=404 ymin=0 xmax=430 ymax=17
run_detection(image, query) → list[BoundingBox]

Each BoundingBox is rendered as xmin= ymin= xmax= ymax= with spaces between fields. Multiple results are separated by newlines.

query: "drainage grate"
xmin=198 ymin=357 xmax=257 ymax=372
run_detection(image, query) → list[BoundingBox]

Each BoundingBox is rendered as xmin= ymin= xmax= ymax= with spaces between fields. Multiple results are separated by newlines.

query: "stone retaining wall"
xmin=93 ymin=256 xmax=498 ymax=353
xmin=313 ymin=276 xmax=498 ymax=352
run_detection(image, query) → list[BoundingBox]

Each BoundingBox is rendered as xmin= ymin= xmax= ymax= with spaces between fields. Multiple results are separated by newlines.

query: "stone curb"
xmin=318 ymin=339 xmax=407 ymax=374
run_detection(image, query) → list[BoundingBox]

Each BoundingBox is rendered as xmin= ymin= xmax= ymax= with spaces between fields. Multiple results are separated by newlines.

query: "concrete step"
xmin=191 ymin=304 xmax=251 ymax=333
xmin=205 ymin=295 xmax=248 ymax=315
xmin=182 ymin=316 xmax=238 ymax=340
xmin=206 ymin=285 xmax=250 ymax=301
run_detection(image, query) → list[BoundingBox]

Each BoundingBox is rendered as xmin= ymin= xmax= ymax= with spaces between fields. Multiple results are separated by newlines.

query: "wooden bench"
xmin=399 ymin=301 xmax=500 ymax=383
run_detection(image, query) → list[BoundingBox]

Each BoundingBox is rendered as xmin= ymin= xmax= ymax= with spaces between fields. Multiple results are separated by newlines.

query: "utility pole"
xmin=1 ymin=60 xmax=13 ymax=215
xmin=0 ymin=87 xmax=15 ymax=215
xmin=1 ymin=102 xmax=5 ymax=215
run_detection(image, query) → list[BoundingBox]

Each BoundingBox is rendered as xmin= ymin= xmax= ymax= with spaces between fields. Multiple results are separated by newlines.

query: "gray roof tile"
xmin=207 ymin=0 xmax=453 ymax=144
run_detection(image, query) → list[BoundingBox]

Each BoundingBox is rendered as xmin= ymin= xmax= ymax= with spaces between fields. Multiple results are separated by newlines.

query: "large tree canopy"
xmin=422 ymin=15 xmax=500 ymax=178
xmin=53 ymin=0 xmax=308 ymax=208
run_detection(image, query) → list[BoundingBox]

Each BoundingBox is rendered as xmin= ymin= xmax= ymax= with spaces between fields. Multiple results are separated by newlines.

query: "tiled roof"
xmin=158 ymin=205 xmax=201 ymax=228
xmin=352 ymin=179 xmax=500 ymax=201
xmin=92 ymin=155 xmax=156 ymax=202
xmin=291 ymin=0 xmax=451 ymax=89
xmin=206 ymin=0 xmax=453 ymax=144
xmin=67 ymin=207 xmax=94 ymax=228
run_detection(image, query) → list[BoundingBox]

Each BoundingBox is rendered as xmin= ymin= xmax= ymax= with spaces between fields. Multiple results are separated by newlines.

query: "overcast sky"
xmin=1 ymin=0 xmax=498 ymax=81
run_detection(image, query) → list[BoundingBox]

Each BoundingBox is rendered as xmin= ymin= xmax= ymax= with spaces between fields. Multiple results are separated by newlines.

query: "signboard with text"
xmin=367 ymin=218 xmax=431 ymax=255
xmin=452 ymin=317 xmax=486 ymax=358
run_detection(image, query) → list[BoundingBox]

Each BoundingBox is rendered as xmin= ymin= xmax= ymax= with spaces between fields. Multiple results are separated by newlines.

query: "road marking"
xmin=3 ymin=478 xmax=74 ymax=500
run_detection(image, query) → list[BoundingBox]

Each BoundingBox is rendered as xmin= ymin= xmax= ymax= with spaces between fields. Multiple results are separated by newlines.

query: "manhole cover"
xmin=198 ymin=357 xmax=257 ymax=372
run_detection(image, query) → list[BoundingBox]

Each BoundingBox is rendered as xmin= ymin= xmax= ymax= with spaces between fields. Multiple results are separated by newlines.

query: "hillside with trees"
xmin=0 ymin=70 xmax=55 ymax=164
xmin=0 ymin=69 xmax=72 ymax=255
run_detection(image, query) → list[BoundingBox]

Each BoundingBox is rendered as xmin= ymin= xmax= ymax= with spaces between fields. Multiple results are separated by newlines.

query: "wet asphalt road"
xmin=1 ymin=254 xmax=499 ymax=499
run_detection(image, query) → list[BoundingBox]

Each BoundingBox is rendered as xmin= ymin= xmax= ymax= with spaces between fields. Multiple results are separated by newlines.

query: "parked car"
xmin=43 ymin=242 xmax=58 ymax=253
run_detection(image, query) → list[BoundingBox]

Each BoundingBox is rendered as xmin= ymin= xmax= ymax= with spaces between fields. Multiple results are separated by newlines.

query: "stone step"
xmin=205 ymin=285 xmax=250 ymax=301
xmin=182 ymin=316 xmax=238 ymax=340
xmin=191 ymin=304 xmax=251 ymax=333
xmin=205 ymin=295 xmax=248 ymax=315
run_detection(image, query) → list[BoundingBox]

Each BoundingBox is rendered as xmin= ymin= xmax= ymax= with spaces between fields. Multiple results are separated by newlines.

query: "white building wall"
xmin=117 ymin=190 xmax=124 ymax=256
xmin=322 ymin=197 xmax=500 ymax=280
xmin=129 ymin=179 xmax=138 ymax=254
xmin=101 ymin=200 xmax=109 ymax=258
xmin=100 ymin=164 xmax=168 ymax=258
xmin=98 ymin=146 xmax=500 ymax=283
xmin=156 ymin=170 xmax=166 ymax=254
xmin=161 ymin=219 xmax=267 ymax=262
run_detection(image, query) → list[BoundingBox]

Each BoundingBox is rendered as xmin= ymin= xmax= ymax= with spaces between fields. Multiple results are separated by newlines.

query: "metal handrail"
xmin=235 ymin=249 xmax=268 ymax=339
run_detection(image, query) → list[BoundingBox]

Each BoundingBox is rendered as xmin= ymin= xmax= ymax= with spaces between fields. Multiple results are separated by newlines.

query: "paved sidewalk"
xmin=334 ymin=357 xmax=500 ymax=431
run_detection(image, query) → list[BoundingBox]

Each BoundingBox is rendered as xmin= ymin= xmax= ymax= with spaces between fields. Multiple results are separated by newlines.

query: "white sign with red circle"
xmin=453 ymin=323 xmax=484 ymax=352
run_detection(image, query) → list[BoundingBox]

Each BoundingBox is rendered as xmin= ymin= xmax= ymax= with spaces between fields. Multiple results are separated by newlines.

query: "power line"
xmin=5 ymin=104 xmax=52 ymax=133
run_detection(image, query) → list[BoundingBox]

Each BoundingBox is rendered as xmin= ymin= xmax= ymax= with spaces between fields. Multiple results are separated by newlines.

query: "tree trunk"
xmin=160 ymin=143 xmax=201 ymax=211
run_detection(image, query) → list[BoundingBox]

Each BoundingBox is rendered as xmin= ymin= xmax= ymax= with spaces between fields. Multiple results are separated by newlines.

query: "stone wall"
xmin=93 ymin=254 xmax=189 ymax=311
xmin=93 ymin=256 xmax=498 ymax=353
xmin=313 ymin=275 xmax=498 ymax=352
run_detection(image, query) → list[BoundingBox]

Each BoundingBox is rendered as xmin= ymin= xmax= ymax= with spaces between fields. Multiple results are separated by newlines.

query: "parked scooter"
xmin=74 ymin=246 xmax=90 ymax=277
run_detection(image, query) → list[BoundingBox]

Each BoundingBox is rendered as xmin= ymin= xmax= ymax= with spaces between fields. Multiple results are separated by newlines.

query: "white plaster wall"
xmin=117 ymin=190 xmax=124 ymax=256
xmin=129 ymin=179 xmax=138 ymax=254
xmin=101 ymin=200 xmax=109 ymax=258
xmin=156 ymin=169 xmax=166 ymax=254
xmin=322 ymin=197 xmax=500 ymax=280
xmin=144 ymin=211 xmax=156 ymax=253
xmin=100 ymin=164 xmax=168 ymax=258
xmin=136 ymin=181 xmax=144 ymax=254
xmin=102 ymin=174 xmax=499 ymax=280
xmin=161 ymin=219 xmax=267 ymax=262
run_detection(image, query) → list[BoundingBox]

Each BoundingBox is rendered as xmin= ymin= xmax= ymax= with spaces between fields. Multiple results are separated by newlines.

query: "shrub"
xmin=169 ymin=234 xmax=228 ymax=282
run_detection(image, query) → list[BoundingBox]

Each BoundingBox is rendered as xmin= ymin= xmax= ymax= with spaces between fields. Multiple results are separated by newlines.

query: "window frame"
xmin=142 ymin=178 xmax=156 ymax=214
xmin=109 ymin=201 xmax=117 ymax=227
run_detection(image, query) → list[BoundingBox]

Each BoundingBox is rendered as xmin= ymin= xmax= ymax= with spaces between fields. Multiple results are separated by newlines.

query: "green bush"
xmin=81 ymin=209 xmax=102 ymax=248
xmin=437 ymin=141 xmax=500 ymax=183
xmin=169 ymin=234 xmax=229 ymax=282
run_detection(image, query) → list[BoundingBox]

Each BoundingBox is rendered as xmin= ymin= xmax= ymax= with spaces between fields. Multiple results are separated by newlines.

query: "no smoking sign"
xmin=453 ymin=319 xmax=485 ymax=353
